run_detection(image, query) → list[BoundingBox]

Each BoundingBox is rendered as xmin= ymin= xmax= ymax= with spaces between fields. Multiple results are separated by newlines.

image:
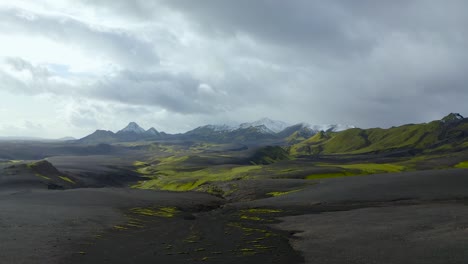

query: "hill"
xmin=291 ymin=113 xmax=468 ymax=156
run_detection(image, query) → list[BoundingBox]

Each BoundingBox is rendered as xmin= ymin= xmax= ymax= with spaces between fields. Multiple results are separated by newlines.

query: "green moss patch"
xmin=306 ymin=171 xmax=355 ymax=180
xmin=132 ymin=156 xmax=262 ymax=192
xmin=35 ymin=173 xmax=51 ymax=180
xmin=59 ymin=176 xmax=76 ymax=184
xmin=455 ymin=161 xmax=468 ymax=168
xmin=266 ymin=189 xmax=303 ymax=197
xmin=130 ymin=207 xmax=179 ymax=218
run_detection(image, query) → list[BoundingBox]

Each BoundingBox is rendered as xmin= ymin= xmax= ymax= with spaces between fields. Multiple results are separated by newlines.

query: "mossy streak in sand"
xmin=113 ymin=225 xmax=128 ymax=231
xmin=242 ymin=209 xmax=283 ymax=214
xmin=239 ymin=208 xmax=283 ymax=221
xmin=267 ymin=189 xmax=303 ymax=197
xmin=336 ymin=163 xmax=406 ymax=173
xmin=133 ymin=161 xmax=149 ymax=167
xmin=305 ymin=163 xmax=407 ymax=180
xmin=59 ymin=176 xmax=76 ymax=184
xmin=455 ymin=161 xmax=468 ymax=168
xmin=35 ymin=173 xmax=51 ymax=180
xmin=130 ymin=207 xmax=179 ymax=218
xmin=306 ymin=171 xmax=355 ymax=180
xmin=226 ymin=221 xmax=278 ymax=256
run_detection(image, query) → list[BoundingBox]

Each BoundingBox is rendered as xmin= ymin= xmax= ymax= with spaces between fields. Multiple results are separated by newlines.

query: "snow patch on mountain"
xmin=204 ymin=124 xmax=237 ymax=132
xmin=240 ymin=118 xmax=290 ymax=133
xmin=250 ymin=125 xmax=275 ymax=134
xmin=118 ymin=122 xmax=146 ymax=134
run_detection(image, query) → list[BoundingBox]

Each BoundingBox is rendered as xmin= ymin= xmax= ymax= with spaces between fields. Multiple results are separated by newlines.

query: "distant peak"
xmin=442 ymin=113 xmax=464 ymax=123
xmin=240 ymin=118 xmax=290 ymax=133
xmin=118 ymin=122 xmax=146 ymax=134
xmin=258 ymin=117 xmax=275 ymax=122
xmin=146 ymin=127 xmax=160 ymax=135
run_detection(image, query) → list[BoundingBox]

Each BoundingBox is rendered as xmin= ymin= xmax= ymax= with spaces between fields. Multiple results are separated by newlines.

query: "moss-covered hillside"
xmin=291 ymin=113 xmax=468 ymax=156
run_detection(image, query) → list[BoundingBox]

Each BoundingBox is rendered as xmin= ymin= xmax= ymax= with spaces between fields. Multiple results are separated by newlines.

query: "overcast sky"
xmin=1 ymin=0 xmax=468 ymax=138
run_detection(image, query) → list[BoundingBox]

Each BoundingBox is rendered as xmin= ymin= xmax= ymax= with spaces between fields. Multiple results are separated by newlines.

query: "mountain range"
xmin=78 ymin=118 xmax=354 ymax=144
xmin=78 ymin=113 xmax=468 ymax=156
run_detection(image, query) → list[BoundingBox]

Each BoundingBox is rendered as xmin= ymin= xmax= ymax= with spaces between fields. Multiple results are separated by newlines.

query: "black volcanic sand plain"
xmin=2 ymin=140 xmax=468 ymax=263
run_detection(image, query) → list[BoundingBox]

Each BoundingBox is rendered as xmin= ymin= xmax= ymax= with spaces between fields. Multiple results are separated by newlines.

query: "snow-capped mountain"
xmin=249 ymin=125 xmax=275 ymax=134
xmin=79 ymin=118 xmax=356 ymax=144
xmin=199 ymin=118 xmax=354 ymax=135
xmin=306 ymin=123 xmax=356 ymax=132
xmin=239 ymin=118 xmax=290 ymax=133
xmin=117 ymin=122 xmax=146 ymax=134
xmin=203 ymin=124 xmax=237 ymax=132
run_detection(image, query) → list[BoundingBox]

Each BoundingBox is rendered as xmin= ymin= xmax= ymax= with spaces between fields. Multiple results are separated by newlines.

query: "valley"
xmin=2 ymin=114 xmax=468 ymax=263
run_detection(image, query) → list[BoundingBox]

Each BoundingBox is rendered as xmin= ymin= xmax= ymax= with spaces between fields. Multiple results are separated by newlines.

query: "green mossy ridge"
xmin=289 ymin=131 xmax=329 ymax=156
xmin=130 ymin=207 xmax=179 ymax=218
xmin=286 ymin=131 xmax=309 ymax=144
xmin=291 ymin=117 xmax=468 ymax=156
xmin=59 ymin=176 xmax=76 ymax=184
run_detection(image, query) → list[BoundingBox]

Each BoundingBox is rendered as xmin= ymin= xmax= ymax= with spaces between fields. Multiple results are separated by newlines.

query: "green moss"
xmin=336 ymin=163 xmax=406 ymax=173
xmin=322 ymin=128 xmax=369 ymax=154
xmin=59 ymin=176 xmax=76 ymax=184
xmin=239 ymin=208 xmax=283 ymax=221
xmin=133 ymin=164 xmax=262 ymax=192
xmin=35 ymin=173 xmax=51 ymax=180
xmin=267 ymin=189 xmax=303 ymax=197
xmin=306 ymin=171 xmax=355 ymax=180
xmin=133 ymin=161 xmax=149 ymax=167
xmin=130 ymin=207 xmax=179 ymax=218
xmin=455 ymin=161 xmax=468 ymax=168
xmin=305 ymin=163 xmax=406 ymax=180
xmin=240 ymin=215 xmax=264 ymax=221
xmin=289 ymin=131 xmax=329 ymax=155
xmin=242 ymin=209 xmax=282 ymax=214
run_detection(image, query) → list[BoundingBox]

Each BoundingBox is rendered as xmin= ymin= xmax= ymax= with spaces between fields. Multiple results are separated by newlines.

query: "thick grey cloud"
xmin=1 ymin=57 xmax=228 ymax=114
xmin=1 ymin=1 xmax=468 ymax=137
xmin=88 ymin=70 xmax=228 ymax=114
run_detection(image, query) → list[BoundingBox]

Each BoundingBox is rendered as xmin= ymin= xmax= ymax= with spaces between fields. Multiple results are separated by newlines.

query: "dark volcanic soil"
xmin=65 ymin=206 xmax=303 ymax=264
xmin=3 ymin=159 xmax=468 ymax=263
